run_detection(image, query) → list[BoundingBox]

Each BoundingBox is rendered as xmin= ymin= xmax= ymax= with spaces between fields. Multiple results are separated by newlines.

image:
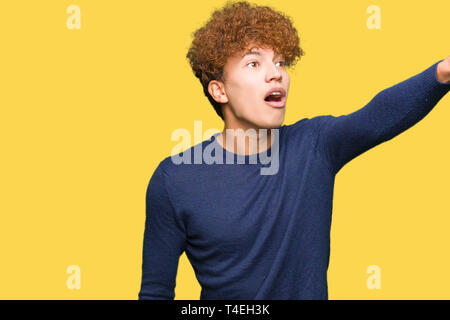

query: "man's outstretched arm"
xmin=315 ymin=58 xmax=450 ymax=174
xmin=138 ymin=162 xmax=187 ymax=300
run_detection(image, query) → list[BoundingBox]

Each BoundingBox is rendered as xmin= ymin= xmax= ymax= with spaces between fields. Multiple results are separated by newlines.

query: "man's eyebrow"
xmin=241 ymin=50 xmax=261 ymax=58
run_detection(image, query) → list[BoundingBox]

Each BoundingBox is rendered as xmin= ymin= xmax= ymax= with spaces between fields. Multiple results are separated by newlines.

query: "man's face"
xmin=218 ymin=45 xmax=290 ymax=129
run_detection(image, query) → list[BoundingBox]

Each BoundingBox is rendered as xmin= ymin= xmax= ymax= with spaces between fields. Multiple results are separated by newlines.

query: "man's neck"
xmin=217 ymin=126 xmax=273 ymax=156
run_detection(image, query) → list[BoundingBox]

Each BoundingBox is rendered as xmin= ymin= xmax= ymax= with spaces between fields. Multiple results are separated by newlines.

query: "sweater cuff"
xmin=433 ymin=59 xmax=450 ymax=86
xmin=413 ymin=59 xmax=450 ymax=100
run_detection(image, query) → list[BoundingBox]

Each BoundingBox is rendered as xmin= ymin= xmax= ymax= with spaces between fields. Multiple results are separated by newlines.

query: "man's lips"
xmin=263 ymin=87 xmax=286 ymax=108
xmin=264 ymin=87 xmax=286 ymax=99
xmin=264 ymin=95 xmax=286 ymax=108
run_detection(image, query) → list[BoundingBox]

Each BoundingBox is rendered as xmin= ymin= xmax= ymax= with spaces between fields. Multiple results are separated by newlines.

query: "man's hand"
xmin=436 ymin=56 xmax=450 ymax=83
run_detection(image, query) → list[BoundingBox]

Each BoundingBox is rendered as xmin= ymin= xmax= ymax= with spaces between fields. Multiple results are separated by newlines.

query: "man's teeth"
xmin=265 ymin=91 xmax=283 ymax=101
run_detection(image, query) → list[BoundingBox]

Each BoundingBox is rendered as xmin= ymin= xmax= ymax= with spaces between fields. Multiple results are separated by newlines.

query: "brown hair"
xmin=186 ymin=0 xmax=305 ymax=120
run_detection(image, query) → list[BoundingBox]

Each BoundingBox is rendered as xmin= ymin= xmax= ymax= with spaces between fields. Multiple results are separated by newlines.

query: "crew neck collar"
xmin=210 ymin=126 xmax=283 ymax=162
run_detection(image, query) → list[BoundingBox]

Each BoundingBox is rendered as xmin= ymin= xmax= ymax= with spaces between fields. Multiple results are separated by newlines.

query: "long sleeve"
xmin=315 ymin=59 xmax=450 ymax=174
xmin=138 ymin=162 xmax=187 ymax=300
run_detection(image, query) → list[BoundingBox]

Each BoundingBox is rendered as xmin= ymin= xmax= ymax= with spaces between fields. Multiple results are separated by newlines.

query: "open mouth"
xmin=264 ymin=89 xmax=286 ymax=108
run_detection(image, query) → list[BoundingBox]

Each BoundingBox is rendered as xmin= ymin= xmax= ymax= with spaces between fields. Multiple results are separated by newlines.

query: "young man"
xmin=138 ymin=1 xmax=450 ymax=299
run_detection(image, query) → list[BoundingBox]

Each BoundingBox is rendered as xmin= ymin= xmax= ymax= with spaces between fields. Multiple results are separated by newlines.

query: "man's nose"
xmin=266 ymin=64 xmax=282 ymax=82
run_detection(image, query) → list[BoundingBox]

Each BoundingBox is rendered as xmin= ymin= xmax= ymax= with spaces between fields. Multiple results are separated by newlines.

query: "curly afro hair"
xmin=186 ymin=0 xmax=305 ymax=120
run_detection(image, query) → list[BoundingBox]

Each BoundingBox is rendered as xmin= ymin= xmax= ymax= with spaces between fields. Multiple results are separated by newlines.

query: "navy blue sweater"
xmin=139 ymin=60 xmax=450 ymax=300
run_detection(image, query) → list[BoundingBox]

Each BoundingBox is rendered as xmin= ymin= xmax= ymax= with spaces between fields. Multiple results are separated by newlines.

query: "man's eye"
xmin=276 ymin=60 xmax=286 ymax=67
xmin=247 ymin=61 xmax=259 ymax=68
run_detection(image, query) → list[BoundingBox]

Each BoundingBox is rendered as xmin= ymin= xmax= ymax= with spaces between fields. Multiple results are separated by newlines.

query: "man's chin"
xmin=232 ymin=110 xmax=285 ymax=130
xmin=255 ymin=118 xmax=284 ymax=130
xmin=260 ymin=113 xmax=285 ymax=129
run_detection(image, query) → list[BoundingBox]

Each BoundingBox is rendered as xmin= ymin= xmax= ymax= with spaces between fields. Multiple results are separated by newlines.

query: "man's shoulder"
xmin=154 ymin=134 xmax=217 ymax=176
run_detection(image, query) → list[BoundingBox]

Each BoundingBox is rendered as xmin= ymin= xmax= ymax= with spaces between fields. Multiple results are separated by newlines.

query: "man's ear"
xmin=208 ymin=80 xmax=229 ymax=104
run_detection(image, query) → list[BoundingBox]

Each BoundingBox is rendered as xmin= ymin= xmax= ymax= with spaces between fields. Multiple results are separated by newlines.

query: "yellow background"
xmin=0 ymin=0 xmax=449 ymax=299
